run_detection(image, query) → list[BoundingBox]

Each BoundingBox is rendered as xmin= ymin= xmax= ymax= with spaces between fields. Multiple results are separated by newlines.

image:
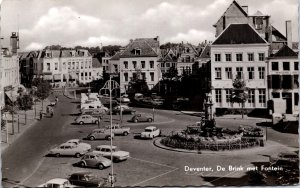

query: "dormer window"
xmin=46 ymin=52 xmax=51 ymax=57
xmin=135 ymin=49 xmax=141 ymax=55
xmin=254 ymin=17 xmax=263 ymax=30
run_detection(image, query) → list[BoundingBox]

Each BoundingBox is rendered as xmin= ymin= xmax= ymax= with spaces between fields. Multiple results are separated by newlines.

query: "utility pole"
xmin=109 ymin=76 xmax=114 ymax=187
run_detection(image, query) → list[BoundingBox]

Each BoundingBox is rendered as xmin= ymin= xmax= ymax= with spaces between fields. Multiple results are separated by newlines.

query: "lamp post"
xmin=108 ymin=76 xmax=115 ymax=187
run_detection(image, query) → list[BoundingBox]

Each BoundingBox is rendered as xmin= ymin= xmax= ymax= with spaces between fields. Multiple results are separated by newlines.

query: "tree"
xmin=2 ymin=103 xmax=18 ymax=134
xmin=163 ymin=66 xmax=178 ymax=80
xmin=36 ymin=79 xmax=51 ymax=111
xmin=127 ymin=70 xmax=149 ymax=94
xmin=230 ymin=76 xmax=249 ymax=118
xmin=17 ymin=94 xmax=34 ymax=124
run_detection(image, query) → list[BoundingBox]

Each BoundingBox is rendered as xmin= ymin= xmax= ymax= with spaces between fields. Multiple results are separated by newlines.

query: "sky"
xmin=1 ymin=0 xmax=298 ymax=51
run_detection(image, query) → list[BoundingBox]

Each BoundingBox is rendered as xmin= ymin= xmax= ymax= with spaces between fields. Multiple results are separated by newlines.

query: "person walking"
xmin=39 ymin=111 xmax=43 ymax=120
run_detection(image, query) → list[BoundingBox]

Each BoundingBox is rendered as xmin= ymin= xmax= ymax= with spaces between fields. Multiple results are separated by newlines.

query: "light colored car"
xmin=131 ymin=113 xmax=153 ymax=123
xmin=49 ymin=143 xmax=89 ymax=158
xmin=151 ymin=98 xmax=164 ymax=106
xmin=65 ymin=139 xmax=91 ymax=151
xmin=75 ymin=115 xmax=99 ymax=125
xmin=105 ymin=124 xmax=130 ymax=136
xmin=38 ymin=178 xmax=78 ymax=188
xmin=112 ymin=105 xmax=135 ymax=115
xmin=116 ymin=96 xmax=130 ymax=103
xmin=269 ymin=151 xmax=299 ymax=164
xmin=87 ymin=129 xmax=114 ymax=140
xmin=140 ymin=126 xmax=161 ymax=139
xmin=94 ymin=145 xmax=130 ymax=162
xmin=78 ymin=152 xmax=112 ymax=170
xmin=81 ymin=108 xmax=106 ymax=117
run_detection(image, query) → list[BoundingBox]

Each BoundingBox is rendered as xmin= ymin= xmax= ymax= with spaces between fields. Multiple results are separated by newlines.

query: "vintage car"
xmin=111 ymin=105 xmax=136 ymax=115
xmin=48 ymin=143 xmax=89 ymax=158
xmin=38 ymin=178 xmax=78 ymax=188
xmin=75 ymin=115 xmax=99 ymax=125
xmin=104 ymin=124 xmax=130 ymax=136
xmin=81 ymin=108 xmax=106 ymax=118
xmin=65 ymin=139 xmax=91 ymax=151
xmin=140 ymin=126 xmax=161 ymax=139
xmin=269 ymin=151 xmax=299 ymax=164
xmin=116 ymin=95 xmax=131 ymax=103
xmin=69 ymin=172 xmax=108 ymax=187
xmin=93 ymin=145 xmax=130 ymax=162
xmin=131 ymin=113 xmax=153 ymax=123
xmin=78 ymin=152 xmax=112 ymax=170
xmin=87 ymin=129 xmax=114 ymax=140
xmin=151 ymin=98 xmax=164 ymax=106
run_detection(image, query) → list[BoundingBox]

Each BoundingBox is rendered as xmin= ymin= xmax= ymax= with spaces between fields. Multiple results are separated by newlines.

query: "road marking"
xmin=132 ymin=168 xmax=179 ymax=186
xmin=19 ymin=157 xmax=46 ymax=185
xmin=129 ymin=157 xmax=177 ymax=169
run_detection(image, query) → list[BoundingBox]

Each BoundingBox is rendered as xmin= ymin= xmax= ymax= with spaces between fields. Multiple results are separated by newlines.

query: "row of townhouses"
xmin=0 ymin=0 xmax=298 ymax=116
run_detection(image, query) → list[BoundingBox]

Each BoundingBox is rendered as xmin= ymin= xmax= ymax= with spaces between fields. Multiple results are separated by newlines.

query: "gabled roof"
xmin=120 ymin=38 xmax=159 ymax=58
xmin=110 ymin=52 xmax=120 ymax=61
xmin=272 ymin=45 xmax=298 ymax=57
xmin=213 ymin=0 xmax=248 ymax=27
xmin=271 ymin=26 xmax=287 ymax=42
xmin=199 ymin=44 xmax=211 ymax=58
xmin=212 ymin=24 xmax=267 ymax=45
xmin=92 ymin=58 xmax=101 ymax=68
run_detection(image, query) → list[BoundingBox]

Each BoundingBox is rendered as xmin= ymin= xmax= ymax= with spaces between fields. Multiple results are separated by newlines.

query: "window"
xmin=247 ymin=67 xmax=254 ymax=80
xmin=283 ymin=62 xmax=290 ymax=71
xmin=272 ymin=62 xmax=279 ymax=71
xmin=141 ymin=61 xmax=145 ymax=69
xmin=63 ymin=62 xmax=66 ymax=69
xmin=141 ymin=72 xmax=146 ymax=80
xmin=215 ymin=89 xmax=222 ymax=103
xmin=295 ymin=93 xmax=299 ymax=106
xmin=225 ymin=67 xmax=232 ymax=79
xmin=236 ymin=67 xmax=243 ymax=79
xmin=161 ymin=63 xmax=165 ymax=68
xmin=248 ymin=89 xmax=255 ymax=104
xmin=255 ymin=17 xmax=263 ymax=30
xmin=47 ymin=63 xmax=50 ymax=71
xmin=55 ymin=63 xmax=58 ymax=70
xmin=272 ymin=92 xmax=280 ymax=98
xmin=294 ymin=75 xmax=299 ymax=89
xmin=81 ymin=62 xmax=83 ymax=69
xmin=114 ymin=65 xmax=118 ymax=72
xmin=258 ymin=53 xmax=265 ymax=61
xmin=215 ymin=67 xmax=222 ymax=80
xmin=150 ymin=61 xmax=154 ymax=68
xmin=124 ymin=61 xmax=128 ymax=69
xmin=150 ymin=72 xmax=154 ymax=81
xmin=76 ymin=62 xmax=79 ymax=69
xmin=248 ymin=53 xmax=254 ymax=61
xmin=215 ymin=54 xmax=221 ymax=62
xmin=258 ymin=67 xmax=265 ymax=79
xmin=132 ymin=61 xmax=137 ymax=69
xmin=166 ymin=63 xmax=170 ymax=67
xmin=68 ymin=62 xmax=71 ymax=69
xmin=258 ymin=89 xmax=266 ymax=104
xmin=294 ymin=62 xmax=299 ymax=71
xmin=236 ymin=53 xmax=243 ymax=61
xmin=135 ymin=49 xmax=141 ymax=55
xmin=225 ymin=54 xmax=231 ymax=61
xmin=225 ymin=89 xmax=231 ymax=103
xmin=124 ymin=73 xmax=128 ymax=82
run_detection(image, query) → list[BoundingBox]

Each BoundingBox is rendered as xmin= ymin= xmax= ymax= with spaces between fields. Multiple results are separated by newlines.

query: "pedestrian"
xmin=55 ymin=96 xmax=59 ymax=103
xmin=40 ymin=111 xmax=43 ymax=120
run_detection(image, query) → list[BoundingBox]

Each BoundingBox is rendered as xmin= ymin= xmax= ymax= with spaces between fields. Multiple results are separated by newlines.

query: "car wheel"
xmin=106 ymin=136 xmax=111 ymax=140
xmin=98 ymin=163 xmax=104 ymax=170
xmin=148 ymin=118 xmax=153 ymax=122
xmin=134 ymin=119 xmax=138 ymax=123
xmin=75 ymin=153 xmax=81 ymax=158
xmin=79 ymin=121 xmax=84 ymax=125
xmin=80 ymin=161 xmax=85 ymax=167
xmin=123 ymin=132 xmax=128 ymax=136
xmin=89 ymin=136 xmax=95 ymax=141
xmin=55 ymin=153 xmax=60 ymax=157
xmin=95 ymin=120 xmax=99 ymax=124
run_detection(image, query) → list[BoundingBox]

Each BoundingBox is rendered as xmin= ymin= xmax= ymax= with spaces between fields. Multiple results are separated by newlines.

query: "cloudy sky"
xmin=1 ymin=0 xmax=298 ymax=51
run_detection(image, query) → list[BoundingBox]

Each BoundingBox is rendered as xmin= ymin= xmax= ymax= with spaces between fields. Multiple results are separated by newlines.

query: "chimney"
xmin=241 ymin=6 xmax=248 ymax=14
xmin=10 ymin=32 xmax=19 ymax=55
xmin=286 ymin=20 xmax=292 ymax=48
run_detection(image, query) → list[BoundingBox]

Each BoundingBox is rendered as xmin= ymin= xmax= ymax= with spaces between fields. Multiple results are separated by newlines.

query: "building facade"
xmin=119 ymin=37 xmax=161 ymax=93
xmin=211 ymin=24 xmax=269 ymax=112
xmin=267 ymin=45 xmax=299 ymax=114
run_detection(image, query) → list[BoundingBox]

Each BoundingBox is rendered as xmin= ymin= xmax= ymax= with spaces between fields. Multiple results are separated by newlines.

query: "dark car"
xmin=69 ymin=172 xmax=108 ymax=187
xmin=131 ymin=113 xmax=153 ymax=123
xmin=112 ymin=105 xmax=136 ymax=115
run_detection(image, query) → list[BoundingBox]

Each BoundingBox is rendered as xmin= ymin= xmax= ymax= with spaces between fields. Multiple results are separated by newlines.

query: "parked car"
xmin=94 ymin=145 xmax=130 ymax=162
xmin=151 ymin=98 xmax=164 ymax=106
xmin=112 ymin=105 xmax=136 ymax=115
xmin=38 ymin=178 xmax=78 ymax=188
xmin=140 ymin=126 xmax=161 ymax=139
xmin=81 ymin=108 xmax=106 ymax=118
xmin=87 ymin=129 xmax=114 ymax=140
xmin=49 ymin=101 xmax=57 ymax=106
xmin=142 ymin=97 xmax=152 ymax=104
xmin=269 ymin=151 xmax=299 ymax=164
xmin=104 ymin=124 xmax=130 ymax=136
xmin=131 ymin=113 xmax=153 ymax=123
xmin=69 ymin=172 xmax=108 ymax=187
xmin=75 ymin=115 xmax=99 ymax=125
xmin=65 ymin=139 xmax=91 ymax=150
xmin=134 ymin=93 xmax=144 ymax=102
xmin=48 ymin=143 xmax=89 ymax=158
xmin=116 ymin=95 xmax=130 ymax=103
xmin=78 ymin=152 xmax=112 ymax=170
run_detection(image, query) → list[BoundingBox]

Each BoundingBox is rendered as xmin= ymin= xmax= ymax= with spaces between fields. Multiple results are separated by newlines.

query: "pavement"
xmin=1 ymin=99 xmax=50 ymax=152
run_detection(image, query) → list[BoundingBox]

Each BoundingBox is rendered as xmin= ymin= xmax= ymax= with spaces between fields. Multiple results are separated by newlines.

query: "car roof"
xmin=279 ymin=152 xmax=298 ymax=156
xmin=92 ymin=128 xmax=105 ymax=131
xmin=71 ymin=171 xmax=93 ymax=176
xmin=145 ymin=126 xmax=156 ymax=129
xmin=96 ymin=145 xmax=117 ymax=149
xmin=59 ymin=143 xmax=76 ymax=147
xmin=67 ymin=139 xmax=80 ymax=143
xmin=46 ymin=178 xmax=69 ymax=184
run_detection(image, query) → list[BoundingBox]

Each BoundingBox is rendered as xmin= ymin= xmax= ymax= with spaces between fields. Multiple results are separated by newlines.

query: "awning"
xmin=53 ymin=74 xmax=61 ymax=81
xmin=69 ymin=73 xmax=78 ymax=81
xmin=5 ymin=90 xmax=19 ymax=102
